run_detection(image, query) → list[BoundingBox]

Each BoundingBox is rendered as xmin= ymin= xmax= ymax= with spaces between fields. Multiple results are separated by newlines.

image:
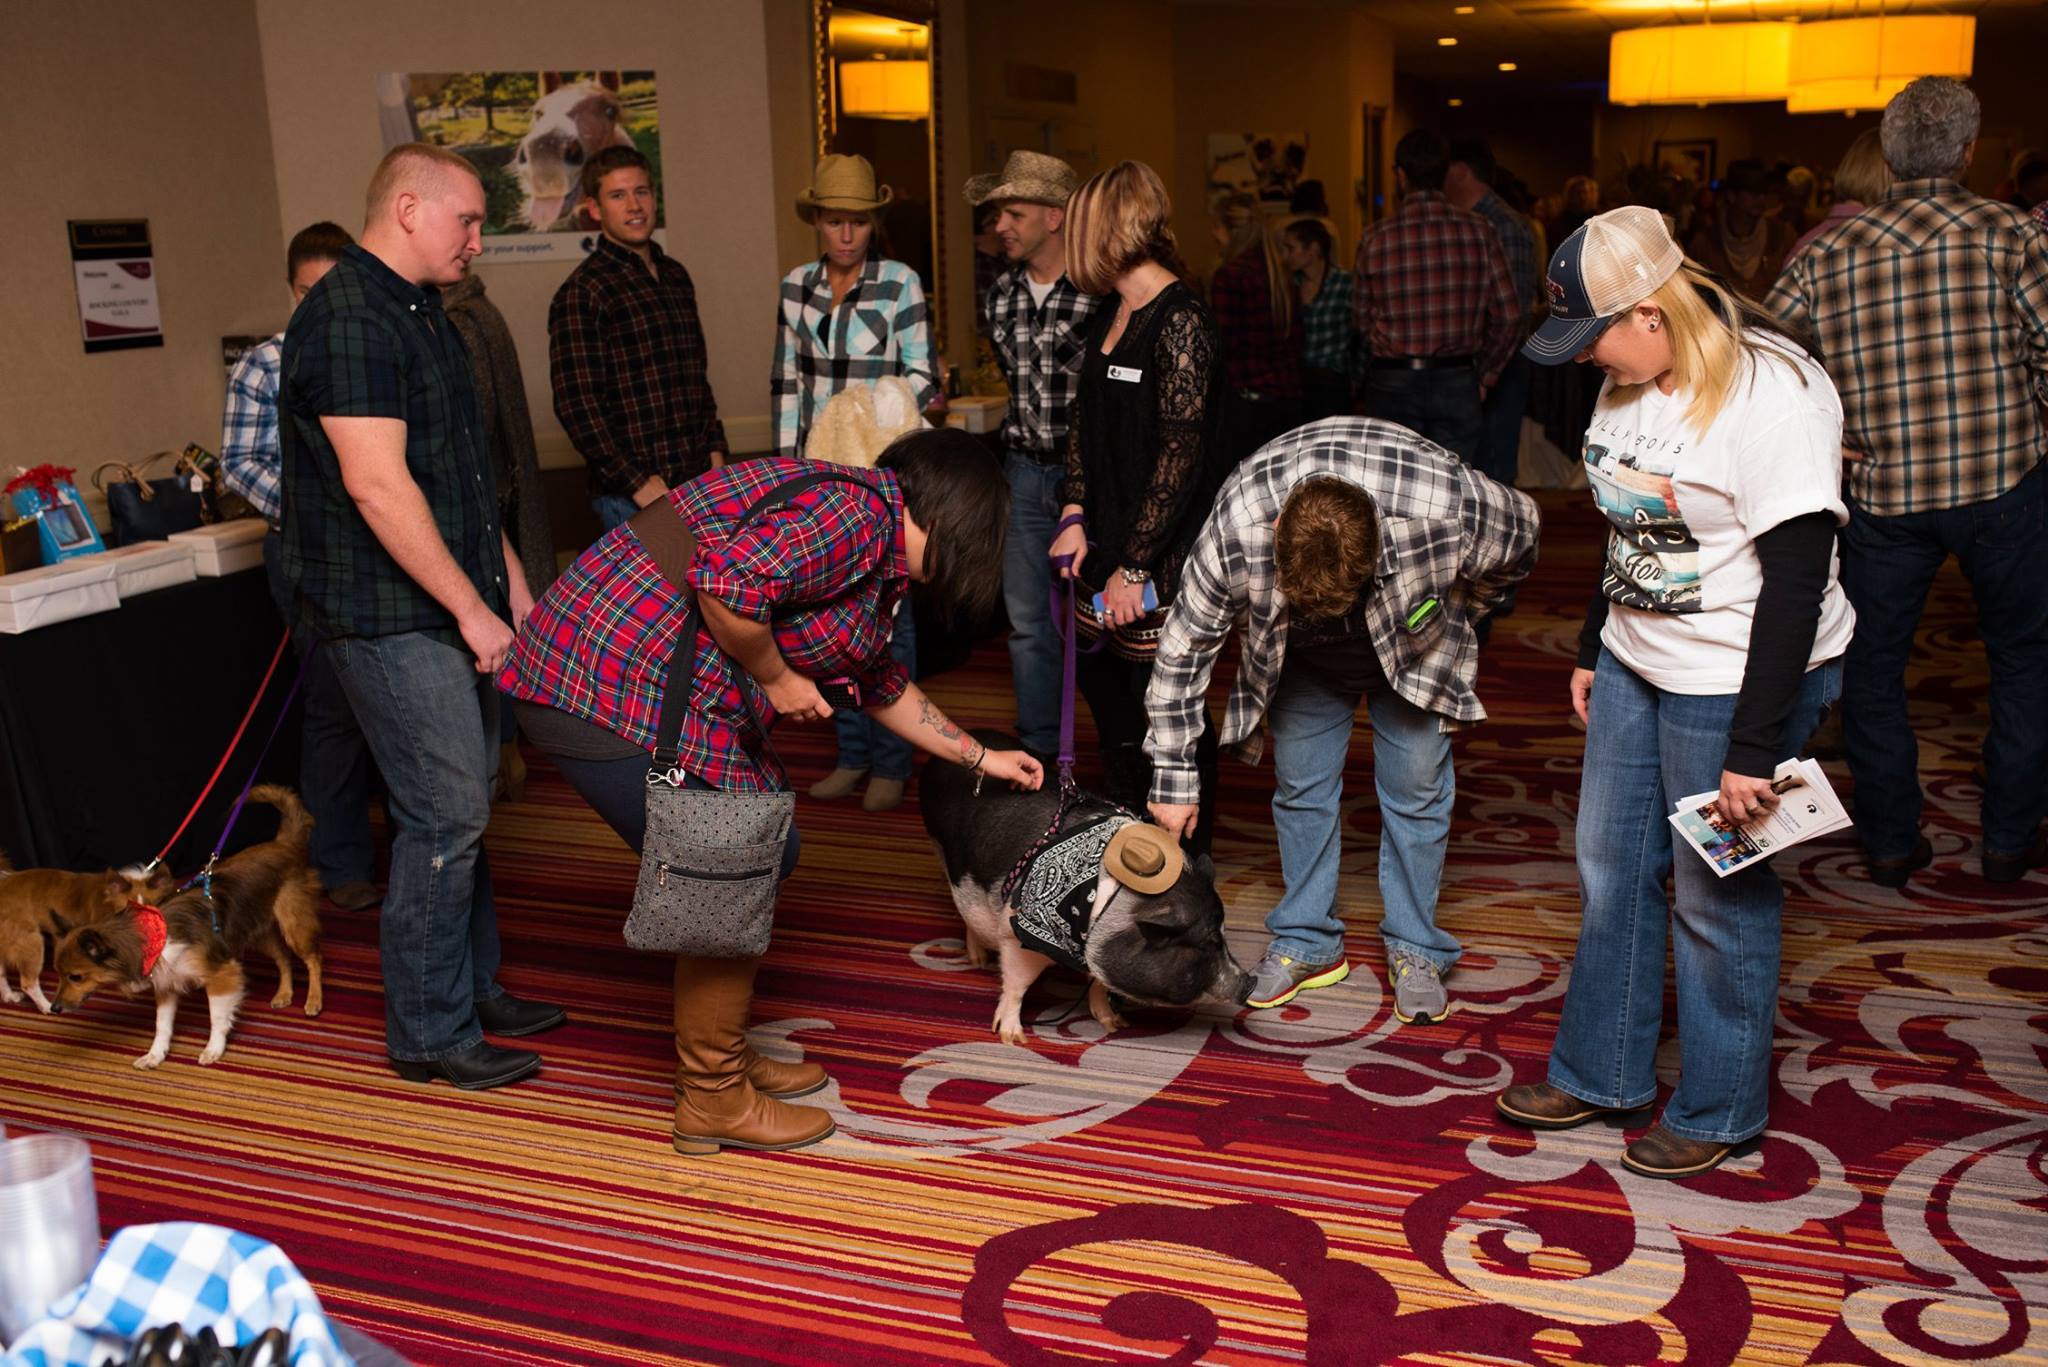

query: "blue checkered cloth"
xmin=2 ymin=1223 xmax=354 ymax=1367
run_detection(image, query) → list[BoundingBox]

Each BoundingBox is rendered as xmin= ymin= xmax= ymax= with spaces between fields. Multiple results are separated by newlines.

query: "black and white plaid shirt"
xmin=1143 ymin=418 xmax=1541 ymax=805
xmin=982 ymin=266 xmax=1103 ymax=460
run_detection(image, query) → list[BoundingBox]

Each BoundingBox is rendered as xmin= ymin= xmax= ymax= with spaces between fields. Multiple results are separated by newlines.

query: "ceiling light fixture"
xmin=1784 ymin=15 xmax=1975 ymax=112
xmin=1438 ymin=36 xmax=1459 ymax=46
xmin=1608 ymin=22 xmax=1791 ymax=105
xmin=1454 ymin=5 xmax=1475 ymax=13
xmin=1448 ymin=98 xmax=1464 ymax=106
xmin=1498 ymin=62 xmax=1517 ymax=71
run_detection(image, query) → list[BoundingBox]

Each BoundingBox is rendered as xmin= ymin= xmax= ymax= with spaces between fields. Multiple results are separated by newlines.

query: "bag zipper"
xmin=657 ymin=862 xmax=776 ymax=888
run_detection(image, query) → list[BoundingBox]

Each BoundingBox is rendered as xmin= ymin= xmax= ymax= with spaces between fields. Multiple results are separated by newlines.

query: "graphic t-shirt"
xmin=1587 ymin=339 xmax=1855 ymax=694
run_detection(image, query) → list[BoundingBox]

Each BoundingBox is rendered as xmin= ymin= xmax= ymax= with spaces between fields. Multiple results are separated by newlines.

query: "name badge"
xmin=1107 ymin=365 xmax=1144 ymax=383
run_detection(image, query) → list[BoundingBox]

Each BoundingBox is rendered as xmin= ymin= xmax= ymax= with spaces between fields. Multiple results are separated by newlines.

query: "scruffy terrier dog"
xmin=50 ymin=786 xmax=324 ymax=1069
xmin=0 ymin=853 xmax=172 ymax=1013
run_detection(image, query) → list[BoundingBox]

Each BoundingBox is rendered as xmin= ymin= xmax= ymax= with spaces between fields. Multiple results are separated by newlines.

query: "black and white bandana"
xmin=1009 ymin=815 xmax=1132 ymax=974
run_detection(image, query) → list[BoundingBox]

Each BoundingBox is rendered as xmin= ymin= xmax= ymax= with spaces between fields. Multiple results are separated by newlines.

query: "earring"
xmin=1646 ymin=319 xmax=1659 ymax=331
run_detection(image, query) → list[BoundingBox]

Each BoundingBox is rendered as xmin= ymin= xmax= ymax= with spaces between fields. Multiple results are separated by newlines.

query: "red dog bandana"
xmin=132 ymin=903 xmax=168 ymax=976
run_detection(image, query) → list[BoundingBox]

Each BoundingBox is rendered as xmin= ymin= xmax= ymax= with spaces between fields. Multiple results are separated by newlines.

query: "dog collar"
xmin=132 ymin=903 xmax=167 ymax=976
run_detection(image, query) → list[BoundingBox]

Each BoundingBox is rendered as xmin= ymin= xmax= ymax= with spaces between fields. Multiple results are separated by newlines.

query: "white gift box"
xmin=74 ymin=541 xmax=199 ymax=599
xmin=0 ymin=559 xmax=120 ymax=634
xmin=168 ymin=519 xmax=267 ymax=577
xmin=944 ymin=395 xmax=1007 ymax=435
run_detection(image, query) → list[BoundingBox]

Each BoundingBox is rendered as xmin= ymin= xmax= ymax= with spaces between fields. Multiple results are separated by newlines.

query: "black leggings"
xmin=1076 ymin=649 xmax=1220 ymax=855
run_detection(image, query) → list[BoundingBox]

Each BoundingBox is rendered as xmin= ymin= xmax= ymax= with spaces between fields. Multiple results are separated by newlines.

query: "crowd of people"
xmin=215 ymin=74 xmax=2045 ymax=1178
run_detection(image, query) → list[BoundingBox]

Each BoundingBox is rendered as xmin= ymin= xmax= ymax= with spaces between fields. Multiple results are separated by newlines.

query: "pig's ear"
xmin=1137 ymin=916 xmax=1187 ymax=948
xmin=1191 ymin=853 xmax=1216 ymax=882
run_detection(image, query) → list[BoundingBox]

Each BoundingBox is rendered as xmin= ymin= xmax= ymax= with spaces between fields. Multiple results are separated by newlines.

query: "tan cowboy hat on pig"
xmin=796 ymin=154 xmax=893 ymax=222
xmin=964 ymin=150 xmax=1080 ymax=208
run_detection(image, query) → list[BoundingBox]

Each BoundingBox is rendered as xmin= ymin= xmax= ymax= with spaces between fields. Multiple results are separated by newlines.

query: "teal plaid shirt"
xmin=1296 ymin=266 xmax=1359 ymax=378
xmin=1768 ymin=179 xmax=2048 ymax=516
xmin=280 ymin=245 xmax=507 ymax=639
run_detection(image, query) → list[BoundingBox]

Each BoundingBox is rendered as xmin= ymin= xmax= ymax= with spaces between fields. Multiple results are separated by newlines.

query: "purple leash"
xmin=181 ymin=659 xmax=308 ymax=926
xmin=1002 ymin=516 xmax=1096 ymax=906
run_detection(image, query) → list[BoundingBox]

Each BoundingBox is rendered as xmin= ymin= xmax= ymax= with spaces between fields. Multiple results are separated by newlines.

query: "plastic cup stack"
xmin=0 ymin=1132 xmax=100 ymax=1346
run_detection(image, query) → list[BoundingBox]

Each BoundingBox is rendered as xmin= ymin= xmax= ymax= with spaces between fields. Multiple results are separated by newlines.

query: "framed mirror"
xmin=811 ymin=0 xmax=947 ymax=354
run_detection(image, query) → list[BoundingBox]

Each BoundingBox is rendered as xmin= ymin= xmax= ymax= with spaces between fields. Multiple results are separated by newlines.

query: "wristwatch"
xmin=1119 ymin=566 xmax=1151 ymax=585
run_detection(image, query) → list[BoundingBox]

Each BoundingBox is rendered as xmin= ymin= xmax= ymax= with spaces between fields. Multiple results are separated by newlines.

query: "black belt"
xmin=1370 ymin=356 xmax=1475 ymax=371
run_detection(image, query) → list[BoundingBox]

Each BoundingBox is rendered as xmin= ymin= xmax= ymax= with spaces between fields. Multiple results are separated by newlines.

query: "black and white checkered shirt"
xmin=1143 ymin=418 xmax=1541 ymax=805
xmin=982 ymin=266 xmax=1103 ymax=460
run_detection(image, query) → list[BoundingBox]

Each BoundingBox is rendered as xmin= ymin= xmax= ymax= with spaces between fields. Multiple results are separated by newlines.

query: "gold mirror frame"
xmin=810 ymin=0 xmax=947 ymax=356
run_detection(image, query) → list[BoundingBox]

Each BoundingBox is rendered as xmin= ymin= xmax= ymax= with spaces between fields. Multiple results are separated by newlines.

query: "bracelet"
xmin=1119 ymin=566 xmax=1151 ymax=585
xmin=969 ymin=741 xmax=987 ymax=771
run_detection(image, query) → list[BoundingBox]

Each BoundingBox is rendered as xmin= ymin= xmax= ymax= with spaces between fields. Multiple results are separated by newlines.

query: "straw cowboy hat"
xmin=796 ymin=154 xmax=893 ymax=222
xmin=964 ymin=150 xmax=1080 ymax=208
xmin=1104 ymin=823 xmax=1185 ymax=895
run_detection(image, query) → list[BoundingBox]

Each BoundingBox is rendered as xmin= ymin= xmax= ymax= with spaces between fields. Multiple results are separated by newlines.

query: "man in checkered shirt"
xmin=967 ymin=151 xmax=1104 ymax=756
xmin=1769 ymin=77 xmax=2048 ymax=885
xmin=1353 ymin=130 xmax=1520 ymax=465
xmin=1144 ymin=418 xmax=1539 ymax=1023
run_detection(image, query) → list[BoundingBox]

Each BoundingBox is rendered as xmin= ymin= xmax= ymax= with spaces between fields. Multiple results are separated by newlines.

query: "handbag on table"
xmin=93 ymin=446 xmax=224 ymax=546
xmin=621 ymin=469 xmax=877 ymax=957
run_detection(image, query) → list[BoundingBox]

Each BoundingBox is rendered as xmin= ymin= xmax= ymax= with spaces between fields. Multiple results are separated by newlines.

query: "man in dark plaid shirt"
xmin=1354 ymin=130 xmax=1519 ymax=465
xmin=967 ymin=151 xmax=1102 ymax=755
xmin=282 ymin=144 xmax=559 ymax=1092
xmin=1769 ymin=78 xmax=2048 ymax=885
xmin=1448 ymin=138 xmax=1539 ymax=488
xmin=549 ymin=146 xmax=728 ymax=534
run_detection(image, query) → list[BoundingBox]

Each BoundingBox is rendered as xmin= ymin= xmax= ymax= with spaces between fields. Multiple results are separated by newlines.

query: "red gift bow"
xmin=3 ymin=464 xmax=79 ymax=506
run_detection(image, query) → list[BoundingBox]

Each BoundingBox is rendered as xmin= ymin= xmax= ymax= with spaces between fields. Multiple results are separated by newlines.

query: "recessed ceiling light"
xmin=1448 ymin=97 xmax=1465 ymax=106
xmin=1455 ymin=5 xmax=1476 ymax=12
xmin=1498 ymin=61 xmax=1517 ymax=71
xmin=1438 ymin=36 xmax=1459 ymax=46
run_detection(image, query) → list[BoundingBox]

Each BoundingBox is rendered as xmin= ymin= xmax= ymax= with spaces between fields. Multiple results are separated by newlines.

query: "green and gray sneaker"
xmin=1388 ymin=949 xmax=1450 ymax=1024
xmin=1245 ymin=950 xmax=1350 ymax=1009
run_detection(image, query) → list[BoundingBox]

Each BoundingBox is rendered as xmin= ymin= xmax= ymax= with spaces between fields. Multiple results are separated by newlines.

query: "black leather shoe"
xmin=1983 ymin=835 xmax=2047 ymax=884
xmin=390 ymin=1041 xmax=540 ymax=1090
xmin=476 ymin=993 xmax=568 ymax=1037
xmin=1866 ymin=837 xmax=1934 ymax=889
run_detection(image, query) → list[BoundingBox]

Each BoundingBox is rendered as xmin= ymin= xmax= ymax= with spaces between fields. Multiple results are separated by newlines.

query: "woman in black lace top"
xmin=1048 ymin=161 xmax=1225 ymax=848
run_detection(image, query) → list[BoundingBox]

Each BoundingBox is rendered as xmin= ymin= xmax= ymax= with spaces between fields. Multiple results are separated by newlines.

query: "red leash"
xmin=144 ymin=630 xmax=292 ymax=872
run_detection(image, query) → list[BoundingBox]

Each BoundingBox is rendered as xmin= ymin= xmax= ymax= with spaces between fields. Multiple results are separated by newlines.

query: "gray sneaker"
xmin=1245 ymin=950 xmax=1350 ymax=1009
xmin=1388 ymin=949 xmax=1450 ymax=1024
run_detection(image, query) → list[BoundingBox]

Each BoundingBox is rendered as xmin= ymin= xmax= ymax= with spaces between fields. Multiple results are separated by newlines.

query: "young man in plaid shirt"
xmin=967 ymin=151 xmax=1102 ymax=756
xmin=549 ymin=146 xmax=728 ymax=534
xmin=1770 ymin=77 xmax=2048 ymax=886
xmin=1353 ymin=130 xmax=1520 ymax=465
xmin=282 ymin=145 xmax=561 ymax=1092
xmin=220 ymin=221 xmax=382 ymax=915
xmin=1144 ymin=418 xmax=1539 ymax=1022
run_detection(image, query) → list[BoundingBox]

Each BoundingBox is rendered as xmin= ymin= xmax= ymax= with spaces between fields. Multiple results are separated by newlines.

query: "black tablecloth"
xmin=0 ymin=570 xmax=302 ymax=872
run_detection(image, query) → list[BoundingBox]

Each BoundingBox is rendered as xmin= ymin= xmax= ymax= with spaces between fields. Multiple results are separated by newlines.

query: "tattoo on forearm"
xmin=917 ymin=697 xmax=974 ymax=759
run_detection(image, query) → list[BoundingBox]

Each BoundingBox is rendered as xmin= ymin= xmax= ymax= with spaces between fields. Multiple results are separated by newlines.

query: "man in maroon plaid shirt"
xmin=1353 ymin=130 xmax=1520 ymax=465
xmin=549 ymin=146 xmax=729 ymax=535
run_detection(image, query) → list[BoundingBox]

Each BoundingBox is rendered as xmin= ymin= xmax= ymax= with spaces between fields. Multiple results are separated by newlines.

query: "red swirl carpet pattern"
xmin=1 ymin=494 xmax=2042 ymax=1365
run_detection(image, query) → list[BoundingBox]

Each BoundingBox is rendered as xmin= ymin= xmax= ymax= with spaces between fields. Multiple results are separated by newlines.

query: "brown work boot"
xmin=1496 ymin=1082 xmax=1650 ymax=1131
xmin=1620 ymin=1125 xmax=1741 ymax=1180
xmin=671 ymin=954 xmax=834 ymax=1157
xmin=672 ymin=1047 xmax=830 ymax=1101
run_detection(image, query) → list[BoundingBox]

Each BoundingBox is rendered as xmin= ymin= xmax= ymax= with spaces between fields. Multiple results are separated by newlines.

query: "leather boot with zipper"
xmin=672 ymin=954 xmax=835 ymax=1156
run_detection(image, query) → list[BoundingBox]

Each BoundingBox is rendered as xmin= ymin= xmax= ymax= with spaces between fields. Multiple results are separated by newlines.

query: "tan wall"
xmin=0 ymin=0 xmax=285 ymax=521
xmin=252 ymin=0 xmax=784 ymax=463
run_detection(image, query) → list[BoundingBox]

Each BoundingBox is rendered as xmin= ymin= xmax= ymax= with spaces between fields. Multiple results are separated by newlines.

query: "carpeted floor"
xmin=2 ymin=493 xmax=2043 ymax=1366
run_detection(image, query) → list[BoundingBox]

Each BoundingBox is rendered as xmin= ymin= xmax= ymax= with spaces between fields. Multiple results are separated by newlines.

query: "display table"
xmin=0 ymin=569 xmax=301 ymax=871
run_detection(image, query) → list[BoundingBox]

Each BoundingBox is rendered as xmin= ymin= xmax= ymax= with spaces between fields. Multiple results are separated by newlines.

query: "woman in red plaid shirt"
xmin=501 ymin=429 xmax=1040 ymax=1155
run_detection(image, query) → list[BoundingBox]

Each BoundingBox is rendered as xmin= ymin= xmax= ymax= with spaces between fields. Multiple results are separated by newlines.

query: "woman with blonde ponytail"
xmin=1495 ymin=206 xmax=1855 ymax=1181
xmin=1209 ymin=192 xmax=1304 ymax=458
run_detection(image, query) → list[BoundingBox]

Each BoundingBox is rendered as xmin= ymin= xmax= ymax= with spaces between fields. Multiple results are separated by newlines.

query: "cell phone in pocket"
xmin=818 ymin=676 xmax=863 ymax=711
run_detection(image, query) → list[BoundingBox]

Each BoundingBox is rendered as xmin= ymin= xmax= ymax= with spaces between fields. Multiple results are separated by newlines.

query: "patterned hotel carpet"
xmin=2 ymin=493 xmax=2044 ymax=1366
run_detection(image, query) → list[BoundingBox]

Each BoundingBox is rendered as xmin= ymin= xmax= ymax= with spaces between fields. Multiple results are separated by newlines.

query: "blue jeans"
xmin=1003 ymin=453 xmax=1065 ymax=755
xmin=834 ymin=607 xmax=916 ymax=780
xmin=1549 ymin=648 xmax=1842 ymax=1144
xmin=592 ymin=493 xmax=639 ymax=534
xmin=1478 ymin=353 xmax=1531 ymax=490
xmin=538 ymin=749 xmax=802 ymax=881
xmin=1265 ymin=666 xmax=1457 ymax=971
xmin=262 ymin=532 xmax=377 ymax=889
xmin=324 ymin=632 xmax=505 ymax=1062
xmin=1364 ymin=366 xmax=1483 ymax=465
xmin=1839 ymin=463 xmax=2048 ymax=858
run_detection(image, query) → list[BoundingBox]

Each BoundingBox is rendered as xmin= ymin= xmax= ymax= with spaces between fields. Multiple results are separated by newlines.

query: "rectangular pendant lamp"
xmin=1609 ymin=23 xmax=1793 ymax=106
xmin=1784 ymin=16 xmax=1975 ymax=113
xmin=838 ymin=59 xmax=930 ymax=120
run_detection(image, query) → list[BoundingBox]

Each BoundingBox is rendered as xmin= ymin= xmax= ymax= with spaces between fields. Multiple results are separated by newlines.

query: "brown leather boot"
xmin=670 ymin=1047 xmax=830 ymax=1101
xmin=1496 ymin=1082 xmax=1650 ymax=1130
xmin=671 ymin=954 xmax=834 ymax=1156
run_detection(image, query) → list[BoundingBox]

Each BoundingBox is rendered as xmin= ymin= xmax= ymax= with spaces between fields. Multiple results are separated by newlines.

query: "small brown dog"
xmin=0 ymin=852 xmax=171 ymax=1013
xmin=51 ymin=786 xmax=324 ymax=1069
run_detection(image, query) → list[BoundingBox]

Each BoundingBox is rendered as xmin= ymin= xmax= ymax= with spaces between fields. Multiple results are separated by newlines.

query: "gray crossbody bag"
xmin=621 ymin=470 xmax=875 ymax=957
